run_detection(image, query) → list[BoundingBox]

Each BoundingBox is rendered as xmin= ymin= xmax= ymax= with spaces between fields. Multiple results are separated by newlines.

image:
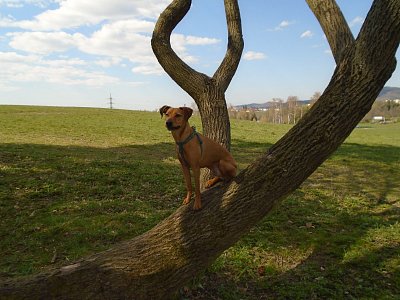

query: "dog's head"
xmin=159 ymin=105 xmax=193 ymax=131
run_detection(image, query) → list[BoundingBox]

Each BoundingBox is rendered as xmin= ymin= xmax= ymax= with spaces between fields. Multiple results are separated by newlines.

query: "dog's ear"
xmin=179 ymin=107 xmax=193 ymax=120
xmin=159 ymin=105 xmax=171 ymax=118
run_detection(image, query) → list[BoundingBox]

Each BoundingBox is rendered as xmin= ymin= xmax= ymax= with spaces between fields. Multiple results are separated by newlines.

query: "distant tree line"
xmin=363 ymin=99 xmax=400 ymax=122
xmin=192 ymin=91 xmax=400 ymax=124
xmin=228 ymin=92 xmax=321 ymax=124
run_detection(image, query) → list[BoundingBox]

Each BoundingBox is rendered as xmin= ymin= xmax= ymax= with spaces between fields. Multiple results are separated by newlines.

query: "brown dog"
xmin=160 ymin=105 xmax=237 ymax=210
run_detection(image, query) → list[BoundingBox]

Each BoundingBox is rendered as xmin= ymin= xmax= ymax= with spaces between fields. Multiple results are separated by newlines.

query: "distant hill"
xmin=234 ymin=102 xmax=274 ymax=110
xmin=235 ymin=100 xmax=310 ymax=110
xmin=378 ymin=86 xmax=400 ymax=100
xmin=235 ymin=86 xmax=399 ymax=110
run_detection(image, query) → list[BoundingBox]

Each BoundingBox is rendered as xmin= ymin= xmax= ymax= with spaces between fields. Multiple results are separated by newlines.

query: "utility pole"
xmin=108 ymin=93 xmax=113 ymax=109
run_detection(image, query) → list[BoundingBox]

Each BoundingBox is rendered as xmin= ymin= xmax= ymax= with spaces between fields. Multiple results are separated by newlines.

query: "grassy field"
xmin=0 ymin=105 xmax=399 ymax=299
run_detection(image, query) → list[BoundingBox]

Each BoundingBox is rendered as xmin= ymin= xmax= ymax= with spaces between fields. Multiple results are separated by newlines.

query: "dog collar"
xmin=176 ymin=126 xmax=203 ymax=167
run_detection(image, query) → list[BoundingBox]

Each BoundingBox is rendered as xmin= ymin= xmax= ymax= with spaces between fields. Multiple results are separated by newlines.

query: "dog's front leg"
xmin=180 ymin=163 xmax=192 ymax=205
xmin=192 ymin=166 xmax=202 ymax=210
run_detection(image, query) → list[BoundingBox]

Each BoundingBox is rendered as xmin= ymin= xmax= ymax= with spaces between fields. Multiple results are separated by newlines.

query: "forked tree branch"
xmin=152 ymin=0 xmax=243 ymax=101
xmin=151 ymin=0 xmax=207 ymax=100
xmin=306 ymin=0 xmax=355 ymax=64
xmin=213 ymin=0 xmax=244 ymax=92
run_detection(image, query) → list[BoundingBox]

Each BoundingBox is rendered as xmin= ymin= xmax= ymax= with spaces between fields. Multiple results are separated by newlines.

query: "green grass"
xmin=0 ymin=105 xmax=399 ymax=299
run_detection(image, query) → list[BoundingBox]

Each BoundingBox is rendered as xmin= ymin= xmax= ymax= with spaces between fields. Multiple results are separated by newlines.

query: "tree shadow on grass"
xmin=230 ymin=139 xmax=272 ymax=166
xmin=0 ymin=140 xmax=399 ymax=298
xmin=182 ymin=141 xmax=399 ymax=299
xmin=184 ymin=191 xmax=399 ymax=299
xmin=0 ymin=142 xmax=182 ymax=277
xmin=310 ymin=142 xmax=400 ymax=206
xmin=247 ymin=191 xmax=400 ymax=299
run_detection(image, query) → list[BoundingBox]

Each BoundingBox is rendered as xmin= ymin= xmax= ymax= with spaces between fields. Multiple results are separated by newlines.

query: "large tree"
xmin=152 ymin=0 xmax=244 ymax=187
xmin=1 ymin=0 xmax=399 ymax=299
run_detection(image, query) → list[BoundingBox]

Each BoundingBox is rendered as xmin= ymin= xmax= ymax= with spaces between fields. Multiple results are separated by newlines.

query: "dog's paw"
xmin=205 ymin=177 xmax=221 ymax=188
xmin=182 ymin=197 xmax=190 ymax=205
xmin=193 ymin=199 xmax=202 ymax=210
xmin=193 ymin=204 xmax=202 ymax=210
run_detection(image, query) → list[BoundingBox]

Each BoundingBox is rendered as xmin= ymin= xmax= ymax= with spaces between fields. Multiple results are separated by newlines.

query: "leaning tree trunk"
xmin=1 ymin=0 xmax=399 ymax=299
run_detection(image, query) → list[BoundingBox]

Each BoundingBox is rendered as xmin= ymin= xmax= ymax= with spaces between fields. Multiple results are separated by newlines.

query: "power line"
xmin=108 ymin=93 xmax=113 ymax=109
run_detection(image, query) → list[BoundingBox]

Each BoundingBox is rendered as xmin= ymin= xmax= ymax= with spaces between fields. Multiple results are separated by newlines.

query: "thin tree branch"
xmin=213 ymin=0 xmax=244 ymax=92
xmin=151 ymin=0 xmax=208 ymax=100
xmin=306 ymin=0 xmax=355 ymax=64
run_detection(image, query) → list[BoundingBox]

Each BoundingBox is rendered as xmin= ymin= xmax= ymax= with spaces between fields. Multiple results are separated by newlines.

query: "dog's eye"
xmin=165 ymin=113 xmax=169 ymax=117
xmin=176 ymin=114 xmax=182 ymax=118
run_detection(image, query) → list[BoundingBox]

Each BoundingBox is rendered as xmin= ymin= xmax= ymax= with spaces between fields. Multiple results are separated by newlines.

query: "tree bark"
xmin=197 ymin=86 xmax=231 ymax=189
xmin=1 ymin=0 xmax=398 ymax=299
xmin=306 ymin=0 xmax=355 ymax=64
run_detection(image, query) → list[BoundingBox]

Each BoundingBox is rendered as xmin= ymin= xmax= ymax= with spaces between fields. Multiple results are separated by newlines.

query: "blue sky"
xmin=0 ymin=0 xmax=399 ymax=110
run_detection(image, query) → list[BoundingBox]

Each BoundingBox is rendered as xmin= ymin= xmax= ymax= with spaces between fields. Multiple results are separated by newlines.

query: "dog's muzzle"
xmin=166 ymin=121 xmax=180 ymax=131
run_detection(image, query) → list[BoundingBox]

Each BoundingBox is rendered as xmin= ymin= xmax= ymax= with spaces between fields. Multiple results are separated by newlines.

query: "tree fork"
xmin=152 ymin=0 xmax=243 ymax=150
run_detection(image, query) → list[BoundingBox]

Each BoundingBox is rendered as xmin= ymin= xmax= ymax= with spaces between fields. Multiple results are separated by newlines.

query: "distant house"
xmin=384 ymin=98 xmax=400 ymax=104
xmin=372 ymin=116 xmax=385 ymax=123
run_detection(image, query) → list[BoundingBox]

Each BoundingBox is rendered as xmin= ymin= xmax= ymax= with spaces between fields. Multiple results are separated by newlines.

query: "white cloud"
xmin=349 ymin=16 xmax=364 ymax=28
xmin=0 ymin=51 xmax=39 ymax=63
xmin=300 ymin=30 xmax=313 ymax=38
xmin=170 ymin=34 xmax=214 ymax=63
xmin=132 ymin=64 xmax=163 ymax=75
xmin=0 ymin=1 xmax=22 ymax=8
xmin=0 ymin=15 xmax=17 ymax=27
xmin=77 ymin=28 xmax=152 ymax=59
xmin=8 ymin=31 xmax=79 ymax=54
xmin=268 ymin=20 xmax=295 ymax=31
xmin=1 ymin=0 xmax=221 ymax=77
xmin=95 ymin=57 xmax=122 ymax=68
xmin=5 ymin=25 xmax=217 ymax=77
xmin=185 ymin=35 xmax=220 ymax=46
xmin=279 ymin=20 xmax=292 ymax=28
xmin=5 ymin=20 xmax=156 ymax=72
xmin=77 ymin=21 xmax=163 ymax=73
xmin=0 ymin=0 xmax=170 ymax=30
xmin=0 ymin=51 xmax=119 ymax=87
xmin=243 ymin=51 xmax=266 ymax=61
xmin=0 ymin=0 xmax=54 ymax=8
xmin=41 ymin=57 xmax=86 ymax=67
